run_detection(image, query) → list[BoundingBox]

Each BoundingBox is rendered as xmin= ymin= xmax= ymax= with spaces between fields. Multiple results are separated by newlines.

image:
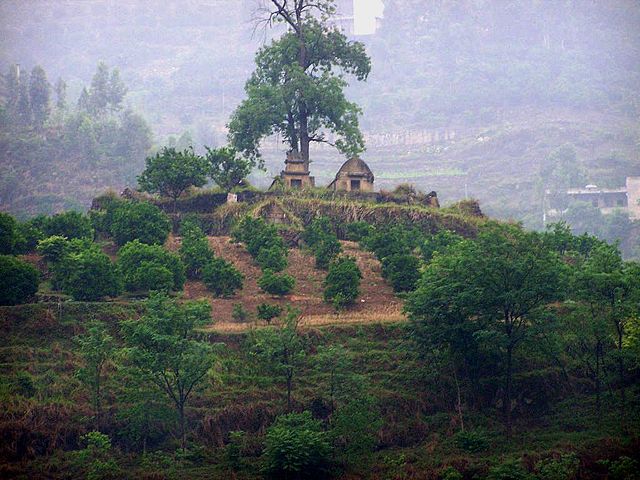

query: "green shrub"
xmin=487 ymin=460 xmax=533 ymax=480
xmin=302 ymin=217 xmax=335 ymax=250
xmin=0 ymin=212 xmax=18 ymax=254
xmin=37 ymin=235 xmax=71 ymax=263
xmin=0 ymin=255 xmax=39 ymax=305
xmin=535 ymin=453 xmax=579 ymax=480
xmin=233 ymin=217 xmax=285 ymax=259
xmin=256 ymin=245 xmax=288 ymax=272
xmin=74 ymin=431 xmax=121 ymax=480
xmin=440 ymin=466 xmax=463 ymax=480
xmin=202 ymin=257 xmax=244 ymax=297
xmin=323 ymin=256 xmax=361 ymax=311
xmin=263 ymin=411 xmax=332 ymax=479
xmin=59 ymin=248 xmax=122 ymax=301
xmin=44 ymin=211 xmax=93 ymax=240
xmin=421 ymin=230 xmax=464 ymax=263
xmin=232 ymin=303 xmax=249 ymax=322
xmin=314 ymin=236 xmax=342 ymax=270
xmin=604 ymin=456 xmax=639 ymax=480
xmin=258 ymin=270 xmax=295 ymax=296
xmin=179 ymin=220 xmax=213 ymax=279
xmin=453 ymin=429 xmax=489 ymax=453
xmin=14 ymin=220 xmax=45 ymax=253
xmin=225 ymin=431 xmax=245 ymax=472
xmin=117 ymin=240 xmax=185 ymax=293
xmin=110 ymin=201 xmax=171 ymax=246
xmin=14 ymin=371 xmax=36 ymax=398
xmin=257 ymin=303 xmax=283 ymax=324
xmin=345 ymin=221 xmax=374 ymax=242
xmin=381 ymin=253 xmax=421 ymax=292
xmin=89 ymin=193 xmax=127 ymax=236
xmin=362 ymin=225 xmax=422 ymax=260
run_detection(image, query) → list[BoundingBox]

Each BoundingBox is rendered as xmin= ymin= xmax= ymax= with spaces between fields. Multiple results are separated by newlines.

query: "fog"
xmin=1 ymin=0 xmax=639 ymax=252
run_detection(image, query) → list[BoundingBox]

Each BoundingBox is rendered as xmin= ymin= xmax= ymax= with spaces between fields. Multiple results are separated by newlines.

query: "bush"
xmin=453 ymin=429 xmax=489 ymax=453
xmin=362 ymin=225 xmax=422 ymax=260
xmin=202 ymin=257 xmax=244 ymax=297
xmin=345 ymin=221 xmax=374 ymax=242
xmin=58 ymin=248 xmax=122 ymax=301
xmin=256 ymin=245 xmax=288 ymax=272
xmin=89 ymin=193 xmax=127 ymax=237
xmin=232 ymin=303 xmax=249 ymax=322
xmin=421 ymin=230 xmax=464 ymax=263
xmin=233 ymin=217 xmax=285 ymax=259
xmin=535 ymin=453 xmax=579 ymax=480
xmin=117 ymin=240 xmax=185 ymax=293
xmin=0 ymin=212 xmax=18 ymax=254
xmin=258 ymin=270 xmax=295 ymax=296
xmin=487 ymin=460 xmax=533 ymax=480
xmin=74 ymin=431 xmax=121 ymax=480
xmin=323 ymin=256 xmax=361 ymax=310
xmin=37 ymin=235 xmax=72 ymax=263
xmin=179 ymin=220 xmax=214 ymax=279
xmin=381 ymin=254 xmax=421 ymax=292
xmin=314 ymin=236 xmax=342 ymax=270
xmin=263 ymin=411 xmax=332 ymax=479
xmin=257 ymin=303 xmax=283 ymax=324
xmin=110 ymin=201 xmax=171 ymax=246
xmin=15 ymin=220 xmax=45 ymax=253
xmin=440 ymin=466 xmax=463 ymax=480
xmin=44 ymin=211 xmax=94 ymax=240
xmin=0 ymin=255 xmax=39 ymax=305
xmin=302 ymin=217 xmax=335 ymax=250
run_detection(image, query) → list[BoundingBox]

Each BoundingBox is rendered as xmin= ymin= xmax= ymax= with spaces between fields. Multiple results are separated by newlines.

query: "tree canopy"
xmin=229 ymin=1 xmax=371 ymax=163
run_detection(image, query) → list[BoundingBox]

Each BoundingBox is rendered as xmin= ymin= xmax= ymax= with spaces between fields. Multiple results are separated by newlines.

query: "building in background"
xmin=564 ymin=177 xmax=640 ymax=219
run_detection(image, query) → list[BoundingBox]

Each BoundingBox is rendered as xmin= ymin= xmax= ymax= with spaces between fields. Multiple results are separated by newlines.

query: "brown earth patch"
xmin=166 ymin=236 xmax=404 ymax=332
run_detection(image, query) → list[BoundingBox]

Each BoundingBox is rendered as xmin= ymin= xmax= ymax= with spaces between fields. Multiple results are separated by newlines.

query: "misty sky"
xmin=354 ymin=0 xmax=384 ymax=35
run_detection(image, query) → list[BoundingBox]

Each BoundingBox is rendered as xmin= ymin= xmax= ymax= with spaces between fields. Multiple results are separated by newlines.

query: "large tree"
xmin=229 ymin=0 xmax=371 ymax=163
xmin=137 ymin=147 xmax=210 ymax=211
xmin=406 ymin=224 xmax=563 ymax=436
xmin=122 ymin=292 xmax=215 ymax=450
xmin=29 ymin=66 xmax=51 ymax=130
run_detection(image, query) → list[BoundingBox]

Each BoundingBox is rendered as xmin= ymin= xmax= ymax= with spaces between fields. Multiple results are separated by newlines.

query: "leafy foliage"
xmin=110 ymin=201 xmax=171 ymax=246
xmin=179 ymin=219 xmax=214 ymax=279
xmin=121 ymin=293 xmax=215 ymax=450
xmin=263 ymin=411 xmax=332 ymax=479
xmin=202 ymin=257 xmax=244 ymax=298
xmin=257 ymin=303 xmax=283 ymax=324
xmin=323 ymin=255 xmax=362 ymax=311
xmin=59 ymin=248 xmax=122 ymax=301
xmin=117 ymin=240 xmax=185 ymax=293
xmin=0 ymin=255 xmax=39 ymax=305
xmin=256 ymin=245 xmax=288 ymax=272
xmin=258 ymin=270 xmax=295 ymax=296
xmin=205 ymin=146 xmax=253 ymax=192
xmin=0 ymin=212 xmax=19 ymax=254
xmin=381 ymin=253 xmax=421 ymax=293
xmin=137 ymin=147 xmax=210 ymax=207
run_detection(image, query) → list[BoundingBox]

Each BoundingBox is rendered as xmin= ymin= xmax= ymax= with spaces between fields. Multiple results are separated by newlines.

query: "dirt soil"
xmin=166 ymin=236 xmax=404 ymax=332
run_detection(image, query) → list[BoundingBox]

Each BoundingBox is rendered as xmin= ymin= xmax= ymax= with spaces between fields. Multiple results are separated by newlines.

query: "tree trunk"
xmin=179 ymin=403 xmax=186 ymax=451
xmin=505 ymin=344 xmax=513 ymax=437
xmin=286 ymin=372 xmax=293 ymax=411
xmin=595 ymin=340 xmax=602 ymax=421
xmin=453 ymin=365 xmax=464 ymax=432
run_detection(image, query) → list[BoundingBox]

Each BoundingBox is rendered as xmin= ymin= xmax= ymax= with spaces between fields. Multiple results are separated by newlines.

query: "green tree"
xmin=263 ymin=411 xmax=332 ymax=479
xmin=29 ymin=66 xmax=51 ymax=130
xmin=570 ymin=244 xmax=639 ymax=411
xmin=406 ymin=224 xmax=563 ymax=435
xmin=110 ymin=201 xmax=170 ymax=246
xmin=121 ymin=293 xmax=215 ymax=450
xmin=59 ymin=248 xmax=122 ymax=301
xmin=54 ymin=78 xmax=67 ymax=111
xmin=381 ymin=253 xmax=421 ymax=292
xmin=249 ymin=308 xmax=305 ymax=410
xmin=76 ymin=322 xmax=115 ymax=426
xmin=258 ymin=269 xmax=295 ymax=296
xmin=179 ymin=219 xmax=214 ymax=279
xmin=257 ymin=303 xmax=283 ymax=324
xmin=117 ymin=240 xmax=185 ymax=293
xmin=229 ymin=0 xmax=371 ymax=163
xmin=44 ymin=211 xmax=94 ymax=240
xmin=205 ymin=146 xmax=252 ymax=192
xmin=138 ymin=147 xmax=210 ymax=211
xmin=0 ymin=255 xmax=39 ymax=305
xmin=74 ymin=431 xmax=121 ymax=480
xmin=0 ymin=212 xmax=19 ymax=254
xmin=323 ymin=255 xmax=361 ymax=311
xmin=202 ymin=257 xmax=244 ymax=297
